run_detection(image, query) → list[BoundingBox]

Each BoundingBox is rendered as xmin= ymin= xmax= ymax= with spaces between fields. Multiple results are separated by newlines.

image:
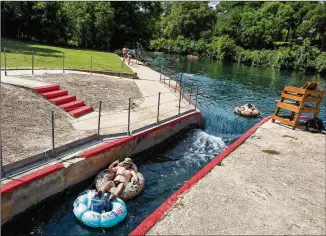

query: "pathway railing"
xmin=1 ymin=88 xmax=198 ymax=177
xmin=2 ymin=47 xmax=131 ymax=76
xmin=159 ymin=64 xmax=199 ymax=109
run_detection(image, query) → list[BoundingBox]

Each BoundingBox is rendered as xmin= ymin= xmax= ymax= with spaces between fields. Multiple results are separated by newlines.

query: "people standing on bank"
xmin=127 ymin=50 xmax=133 ymax=65
xmin=122 ymin=45 xmax=128 ymax=58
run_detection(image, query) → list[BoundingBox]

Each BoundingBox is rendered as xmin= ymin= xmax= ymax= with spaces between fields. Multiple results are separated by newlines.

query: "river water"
xmin=2 ymin=55 xmax=325 ymax=236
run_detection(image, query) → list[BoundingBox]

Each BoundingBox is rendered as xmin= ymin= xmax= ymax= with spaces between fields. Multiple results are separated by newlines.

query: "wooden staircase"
xmin=272 ymin=85 xmax=324 ymax=129
xmin=34 ymin=84 xmax=93 ymax=117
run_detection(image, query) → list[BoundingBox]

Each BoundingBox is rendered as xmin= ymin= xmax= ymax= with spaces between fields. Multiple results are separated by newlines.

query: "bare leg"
xmin=109 ymin=183 xmax=124 ymax=201
xmin=101 ymin=181 xmax=115 ymax=193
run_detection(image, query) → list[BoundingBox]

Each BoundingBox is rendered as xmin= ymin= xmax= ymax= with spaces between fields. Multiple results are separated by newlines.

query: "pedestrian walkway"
xmin=146 ymin=120 xmax=326 ymax=235
xmin=72 ymin=60 xmax=193 ymax=135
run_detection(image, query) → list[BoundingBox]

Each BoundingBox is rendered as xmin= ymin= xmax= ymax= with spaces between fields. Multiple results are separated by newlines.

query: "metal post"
xmin=174 ymin=76 xmax=177 ymax=93
xmin=62 ymin=52 xmax=65 ymax=73
xmin=160 ymin=65 xmax=163 ymax=81
xmin=0 ymin=145 xmax=4 ymax=178
xmin=51 ymin=111 xmax=55 ymax=156
xmin=91 ymin=56 xmax=93 ymax=75
xmin=127 ymin=98 xmax=131 ymax=135
xmin=179 ymin=73 xmax=183 ymax=93
xmin=97 ymin=101 xmax=102 ymax=135
xmin=182 ymin=80 xmax=186 ymax=99
xmin=163 ymin=74 xmax=166 ymax=84
xmin=157 ymin=92 xmax=161 ymax=125
xmin=169 ymin=77 xmax=171 ymax=87
xmin=189 ymin=83 xmax=193 ymax=105
xmin=4 ymin=47 xmax=7 ymax=76
xmin=195 ymin=85 xmax=199 ymax=110
xmin=32 ymin=50 xmax=34 ymax=75
xmin=178 ymin=87 xmax=182 ymax=116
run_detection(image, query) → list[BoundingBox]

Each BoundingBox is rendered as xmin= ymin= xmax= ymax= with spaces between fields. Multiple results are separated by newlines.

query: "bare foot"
xmin=109 ymin=194 xmax=117 ymax=201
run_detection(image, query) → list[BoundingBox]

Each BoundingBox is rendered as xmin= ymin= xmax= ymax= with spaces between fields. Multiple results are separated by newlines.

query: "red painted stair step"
xmin=40 ymin=90 xmax=68 ymax=99
xmin=34 ymin=84 xmax=60 ymax=93
xmin=49 ymin=95 xmax=76 ymax=105
xmin=59 ymin=100 xmax=85 ymax=111
xmin=69 ymin=106 xmax=94 ymax=117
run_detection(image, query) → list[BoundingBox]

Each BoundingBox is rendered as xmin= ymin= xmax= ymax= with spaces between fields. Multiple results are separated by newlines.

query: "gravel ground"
xmin=1 ymin=83 xmax=95 ymax=165
xmin=148 ymin=120 xmax=326 ymax=235
xmin=19 ymin=73 xmax=144 ymax=112
xmin=1 ymin=73 xmax=144 ymax=165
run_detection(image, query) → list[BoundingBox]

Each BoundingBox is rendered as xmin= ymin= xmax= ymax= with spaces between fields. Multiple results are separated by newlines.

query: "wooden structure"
xmin=272 ymin=85 xmax=324 ymax=129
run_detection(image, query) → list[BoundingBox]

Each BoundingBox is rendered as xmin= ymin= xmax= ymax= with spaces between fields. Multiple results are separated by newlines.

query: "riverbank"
xmin=149 ymin=38 xmax=326 ymax=75
xmin=133 ymin=119 xmax=326 ymax=235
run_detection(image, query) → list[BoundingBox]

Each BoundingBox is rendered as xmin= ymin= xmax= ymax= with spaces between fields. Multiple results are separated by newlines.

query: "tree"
xmin=240 ymin=2 xmax=282 ymax=48
xmin=298 ymin=3 xmax=326 ymax=49
xmin=33 ymin=2 xmax=69 ymax=44
xmin=160 ymin=2 xmax=216 ymax=40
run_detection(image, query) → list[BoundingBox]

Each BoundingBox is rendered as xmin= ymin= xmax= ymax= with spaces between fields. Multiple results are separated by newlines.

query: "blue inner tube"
xmin=73 ymin=190 xmax=127 ymax=228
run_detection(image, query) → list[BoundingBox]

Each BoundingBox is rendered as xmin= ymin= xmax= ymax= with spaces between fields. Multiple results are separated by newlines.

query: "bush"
xmin=233 ymin=46 xmax=251 ymax=65
xmin=315 ymin=53 xmax=326 ymax=73
xmin=194 ymin=39 xmax=207 ymax=54
xmin=250 ymin=50 xmax=273 ymax=67
xmin=272 ymin=47 xmax=295 ymax=69
xmin=293 ymin=39 xmax=320 ymax=72
xmin=209 ymin=35 xmax=235 ymax=60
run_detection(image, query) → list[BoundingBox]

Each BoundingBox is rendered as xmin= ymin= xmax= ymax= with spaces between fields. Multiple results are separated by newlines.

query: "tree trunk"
xmin=285 ymin=28 xmax=290 ymax=42
xmin=291 ymin=29 xmax=296 ymax=43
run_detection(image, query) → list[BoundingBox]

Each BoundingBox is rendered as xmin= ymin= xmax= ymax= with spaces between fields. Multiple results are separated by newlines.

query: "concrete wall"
xmin=1 ymin=111 xmax=203 ymax=225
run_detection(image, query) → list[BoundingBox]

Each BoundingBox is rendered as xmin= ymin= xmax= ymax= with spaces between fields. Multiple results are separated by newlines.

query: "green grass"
xmin=1 ymin=38 xmax=132 ymax=73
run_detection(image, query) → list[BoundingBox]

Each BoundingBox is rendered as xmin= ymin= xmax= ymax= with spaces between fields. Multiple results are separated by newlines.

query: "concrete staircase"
xmin=34 ymin=84 xmax=93 ymax=117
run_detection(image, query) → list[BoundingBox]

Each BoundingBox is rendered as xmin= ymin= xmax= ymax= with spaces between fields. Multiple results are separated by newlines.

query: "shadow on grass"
xmin=2 ymin=39 xmax=62 ymax=55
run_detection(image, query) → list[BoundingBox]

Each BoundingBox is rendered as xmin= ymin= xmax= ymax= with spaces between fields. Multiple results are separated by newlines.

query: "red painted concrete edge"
xmin=129 ymin=116 xmax=272 ymax=236
xmin=1 ymin=163 xmax=64 ymax=195
xmin=33 ymin=84 xmax=60 ymax=93
xmin=80 ymin=111 xmax=202 ymax=158
xmin=81 ymin=137 xmax=131 ymax=158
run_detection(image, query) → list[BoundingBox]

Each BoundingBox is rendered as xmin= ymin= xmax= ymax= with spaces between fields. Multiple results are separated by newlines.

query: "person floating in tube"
xmin=100 ymin=157 xmax=139 ymax=201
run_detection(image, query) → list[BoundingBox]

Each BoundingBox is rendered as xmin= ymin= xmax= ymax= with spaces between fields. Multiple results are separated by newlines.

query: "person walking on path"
xmin=127 ymin=50 xmax=133 ymax=65
xmin=122 ymin=46 xmax=128 ymax=58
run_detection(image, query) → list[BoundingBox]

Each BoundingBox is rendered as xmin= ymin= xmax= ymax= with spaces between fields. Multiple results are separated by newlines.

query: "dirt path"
xmin=148 ymin=120 xmax=326 ymax=235
xmin=19 ymin=73 xmax=144 ymax=112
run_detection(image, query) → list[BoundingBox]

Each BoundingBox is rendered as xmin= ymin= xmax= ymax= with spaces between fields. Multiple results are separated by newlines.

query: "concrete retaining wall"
xmin=1 ymin=111 xmax=203 ymax=225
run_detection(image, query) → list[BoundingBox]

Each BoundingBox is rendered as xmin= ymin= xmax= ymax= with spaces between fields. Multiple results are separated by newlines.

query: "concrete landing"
xmin=146 ymin=120 xmax=326 ymax=235
xmin=1 ymin=71 xmax=50 ymax=88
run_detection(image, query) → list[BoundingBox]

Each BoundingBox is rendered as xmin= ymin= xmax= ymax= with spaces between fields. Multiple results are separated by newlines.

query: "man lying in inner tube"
xmin=100 ymin=158 xmax=139 ymax=201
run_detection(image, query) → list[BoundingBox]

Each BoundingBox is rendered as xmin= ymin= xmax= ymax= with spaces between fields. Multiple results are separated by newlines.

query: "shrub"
xmin=315 ymin=53 xmax=326 ymax=73
xmin=293 ymin=39 xmax=320 ymax=72
xmin=209 ymin=35 xmax=235 ymax=60
xmin=272 ymin=47 xmax=295 ymax=69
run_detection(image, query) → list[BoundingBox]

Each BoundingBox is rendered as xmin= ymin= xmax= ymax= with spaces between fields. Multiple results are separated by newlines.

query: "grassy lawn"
xmin=1 ymin=38 xmax=132 ymax=73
